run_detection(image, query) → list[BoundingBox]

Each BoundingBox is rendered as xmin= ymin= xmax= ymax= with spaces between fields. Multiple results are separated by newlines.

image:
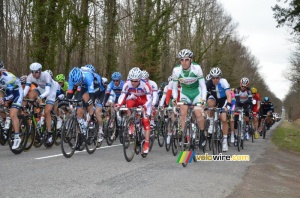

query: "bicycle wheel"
xmin=156 ymin=119 xmax=165 ymax=147
xmin=171 ymin=121 xmax=179 ymax=156
xmin=8 ymin=115 xmax=29 ymax=154
xmin=250 ymin=119 xmax=254 ymax=143
xmin=237 ymin=121 xmax=241 ymax=152
xmin=262 ymin=120 xmax=266 ymax=139
xmin=24 ymin=116 xmax=36 ymax=151
xmin=86 ymin=119 xmax=99 ymax=154
xmin=105 ymin=115 xmax=116 ymax=146
xmin=123 ymin=117 xmax=135 ymax=162
xmin=181 ymin=121 xmax=191 ymax=167
xmin=61 ymin=118 xmax=78 ymax=158
xmin=165 ymin=118 xmax=172 ymax=152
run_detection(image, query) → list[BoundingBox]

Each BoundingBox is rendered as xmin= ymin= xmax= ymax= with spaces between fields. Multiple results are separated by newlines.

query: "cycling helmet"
xmin=69 ymin=67 xmax=83 ymax=85
xmin=85 ymin=64 xmax=95 ymax=73
xmin=205 ymin=74 xmax=211 ymax=81
xmin=0 ymin=60 xmax=4 ymax=70
xmin=111 ymin=72 xmax=122 ymax=80
xmin=30 ymin=62 xmax=42 ymax=71
xmin=209 ymin=67 xmax=222 ymax=77
xmin=20 ymin=75 xmax=27 ymax=83
xmin=56 ymin=74 xmax=66 ymax=82
xmin=160 ymin=82 xmax=168 ymax=89
xmin=44 ymin=70 xmax=53 ymax=77
xmin=128 ymin=67 xmax=142 ymax=80
xmin=102 ymin=77 xmax=108 ymax=85
xmin=168 ymin=75 xmax=172 ymax=82
xmin=141 ymin=70 xmax=149 ymax=79
xmin=264 ymin=97 xmax=269 ymax=102
xmin=240 ymin=77 xmax=250 ymax=87
xmin=251 ymin=87 xmax=257 ymax=94
xmin=178 ymin=49 xmax=193 ymax=59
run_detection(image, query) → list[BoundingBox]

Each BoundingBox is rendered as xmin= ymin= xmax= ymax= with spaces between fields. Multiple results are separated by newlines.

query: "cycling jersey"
xmin=145 ymin=79 xmax=158 ymax=106
xmin=206 ymin=78 xmax=230 ymax=108
xmin=117 ymin=80 xmax=152 ymax=116
xmin=172 ymin=62 xmax=206 ymax=104
xmin=24 ymin=71 xmax=57 ymax=105
xmin=104 ymin=80 xmax=125 ymax=104
xmin=234 ymin=87 xmax=253 ymax=107
xmin=252 ymin=93 xmax=261 ymax=114
xmin=60 ymin=81 xmax=69 ymax=93
xmin=260 ymin=101 xmax=274 ymax=116
xmin=0 ymin=71 xmax=23 ymax=108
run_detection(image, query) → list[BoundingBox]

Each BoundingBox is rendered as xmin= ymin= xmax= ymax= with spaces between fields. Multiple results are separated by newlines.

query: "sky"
xmin=218 ymin=0 xmax=296 ymax=101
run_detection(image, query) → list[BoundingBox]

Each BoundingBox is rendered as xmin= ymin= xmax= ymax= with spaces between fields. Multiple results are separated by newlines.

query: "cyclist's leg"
xmin=10 ymin=90 xmax=23 ymax=149
xmin=206 ymin=96 xmax=216 ymax=135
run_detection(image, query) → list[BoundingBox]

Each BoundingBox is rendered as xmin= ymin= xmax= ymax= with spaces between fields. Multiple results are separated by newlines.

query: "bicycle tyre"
xmin=105 ymin=115 xmax=116 ymax=146
xmin=156 ymin=119 xmax=165 ymax=147
xmin=61 ymin=118 xmax=77 ymax=158
xmin=171 ymin=121 xmax=179 ymax=156
xmin=123 ymin=117 xmax=135 ymax=162
xmin=86 ymin=119 xmax=99 ymax=154
xmin=237 ymin=121 xmax=241 ymax=152
xmin=24 ymin=116 xmax=36 ymax=151
xmin=43 ymin=116 xmax=57 ymax=148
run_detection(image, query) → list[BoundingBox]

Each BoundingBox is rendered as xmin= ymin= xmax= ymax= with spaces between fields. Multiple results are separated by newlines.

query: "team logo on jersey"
xmin=179 ymin=77 xmax=198 ymax=85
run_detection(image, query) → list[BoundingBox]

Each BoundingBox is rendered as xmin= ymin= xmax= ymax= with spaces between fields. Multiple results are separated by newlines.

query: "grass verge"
xmin=272 ymin=120 xmax=300 ymax=153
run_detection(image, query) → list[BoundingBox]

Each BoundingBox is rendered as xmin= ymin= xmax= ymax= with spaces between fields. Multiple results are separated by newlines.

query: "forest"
xmin=0 ymin=0 xmax=288 ymax=115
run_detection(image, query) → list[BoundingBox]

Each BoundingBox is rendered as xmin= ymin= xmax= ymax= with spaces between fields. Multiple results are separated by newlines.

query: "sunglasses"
xmin=31 ymin=70 xmax=40 ymax=74
xmin=212 ymin=77 xmax=220 ymax=80
xmin=113 ymin=80 xmax=119 ymax=82
xmin=131 ymin=80 xmax=139 ymax=83
xmin=180 ymin=58 xmax=190 ymax=62
xmin=21 ymin=82 xmax=26 ymax=85
xmin=241 ymin=86 xmax=247 ymax=88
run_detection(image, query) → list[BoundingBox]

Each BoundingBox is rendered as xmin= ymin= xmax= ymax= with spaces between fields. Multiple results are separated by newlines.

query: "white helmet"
xmin=102 ymin=77 xmax=108 ymax=84
xmin=168 ymin=75 xmax=172 ymax=82
xmin=128 ymin=67 xmax=142 ymax=80
xmin=44 ymin=70 xmax=53 ymax=77
xmin=209 ymin=67 xmax=222 ymax=77
xmin=240 ymin=77 xmax=250 ymax=87
xmin=141 ymin=70 xmax=149 ymax=79
xmin=30 ymin=62 xmax=42 ymax=71
xmin=205 ymin=74 xmax=211 ymax=81
xmin=178 ymin=49 xmax=193 ymax=59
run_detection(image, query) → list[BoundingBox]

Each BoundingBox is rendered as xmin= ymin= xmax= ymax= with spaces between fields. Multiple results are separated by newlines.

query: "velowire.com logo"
xmin=177 ymin=151 xmax=250 ymax=164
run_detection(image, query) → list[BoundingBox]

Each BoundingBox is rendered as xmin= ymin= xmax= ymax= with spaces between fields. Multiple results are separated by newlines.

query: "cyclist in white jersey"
xmin=172 ymin=49 xmax=207 ymax=145
xmin=0 ymin=62 xmax=24 ymax=150
xmin=141 ymin=70 xmax=158 ymax=127
xmin=24 ymin=62 xmax=57 ymax=144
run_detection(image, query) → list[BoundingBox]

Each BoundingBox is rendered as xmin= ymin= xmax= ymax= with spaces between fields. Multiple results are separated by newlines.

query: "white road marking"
xmin=35 ymin=144 xmax=123 ymax=160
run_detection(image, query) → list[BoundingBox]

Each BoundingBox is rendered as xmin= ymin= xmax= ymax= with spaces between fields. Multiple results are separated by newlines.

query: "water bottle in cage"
xmin=4 ymin=117 xmax=11 ymax=130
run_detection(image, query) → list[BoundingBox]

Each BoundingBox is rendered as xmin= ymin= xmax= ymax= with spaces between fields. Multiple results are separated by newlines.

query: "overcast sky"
xmin=218 ymin=0 xmax=296 ymax=100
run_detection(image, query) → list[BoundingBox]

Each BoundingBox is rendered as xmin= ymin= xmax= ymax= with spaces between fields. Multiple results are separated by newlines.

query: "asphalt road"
xmin=0 ymin=122 xmax=279 ymax=198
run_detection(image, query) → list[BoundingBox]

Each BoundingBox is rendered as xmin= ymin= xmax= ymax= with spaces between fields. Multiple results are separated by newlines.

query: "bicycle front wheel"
xmin=24 ymin=116 xmax=36 ymax=151
xmin=156 ymin=119 xmax=165 ymax=147
xmin=86 ymin=119 xmax=99 ymax=154
xmin=122 ymin=117 xmax=135 ymax=162
xmin=61 ymin=118 xmax=78 ymax=158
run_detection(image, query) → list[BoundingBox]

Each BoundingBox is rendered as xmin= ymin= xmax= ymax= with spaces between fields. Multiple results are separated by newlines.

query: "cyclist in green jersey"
xmin=56 ymin=74 xmax=69 ymax=93
xmin=172 ymin=49 xmax=207 ymax=147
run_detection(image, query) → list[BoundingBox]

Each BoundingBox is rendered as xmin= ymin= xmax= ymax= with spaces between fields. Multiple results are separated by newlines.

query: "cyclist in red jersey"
xmin=114 ymin=67 xmax=152 ymax=154
xmin=251 ymin=87 xmax=260 ymax=139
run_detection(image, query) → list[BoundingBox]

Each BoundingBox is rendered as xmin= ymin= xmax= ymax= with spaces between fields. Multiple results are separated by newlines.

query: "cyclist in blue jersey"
xmin=103 ymin=72 xmax=124 ymax=106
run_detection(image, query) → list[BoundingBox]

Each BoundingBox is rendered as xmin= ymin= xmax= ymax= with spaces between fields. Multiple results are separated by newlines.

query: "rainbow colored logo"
xmin=177 ymin=151 xmax=195 ymax=164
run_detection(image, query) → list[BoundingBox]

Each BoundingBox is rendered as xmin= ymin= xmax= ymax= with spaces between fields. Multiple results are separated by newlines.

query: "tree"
xmin=272 ymin=0 xmax=300 ymax=34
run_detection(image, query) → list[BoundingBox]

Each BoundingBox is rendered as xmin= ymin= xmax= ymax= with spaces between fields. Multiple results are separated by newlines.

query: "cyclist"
xmin=234 ymin=77 xmax=253 ymax=140
xmin=259 ymin=96 xmax=274 ymax=133
xmin=251 ymin=87 xmax=261 ymax=138
xmin=0 ymin=62 xmax=24 ymax=150
xmin=114 ymin=67 xmax=152 ymax=154
xmin=67 ymin=67 xmax=97 ymax=139
xmin=141 ymin=70 xmax=158 ymax=127
xmin=229 ymin=88 xmax=236 ymax=144
xmin=103 ymin=72 xmax=124 ymax=107
xmin=44 ymin=70 xmax=65 ymax=130
xmin=79 ymin=64 xmax=106 ymax=142
xmin=206 ymin=67 xmax=232 ymax=151
xmin=24 ymin=63 xmax=57 ymax=144
xmin=172 ymin=49 xmax=207 ymax=148
xmin=55 ymin=74 xmax=69 ymax=93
